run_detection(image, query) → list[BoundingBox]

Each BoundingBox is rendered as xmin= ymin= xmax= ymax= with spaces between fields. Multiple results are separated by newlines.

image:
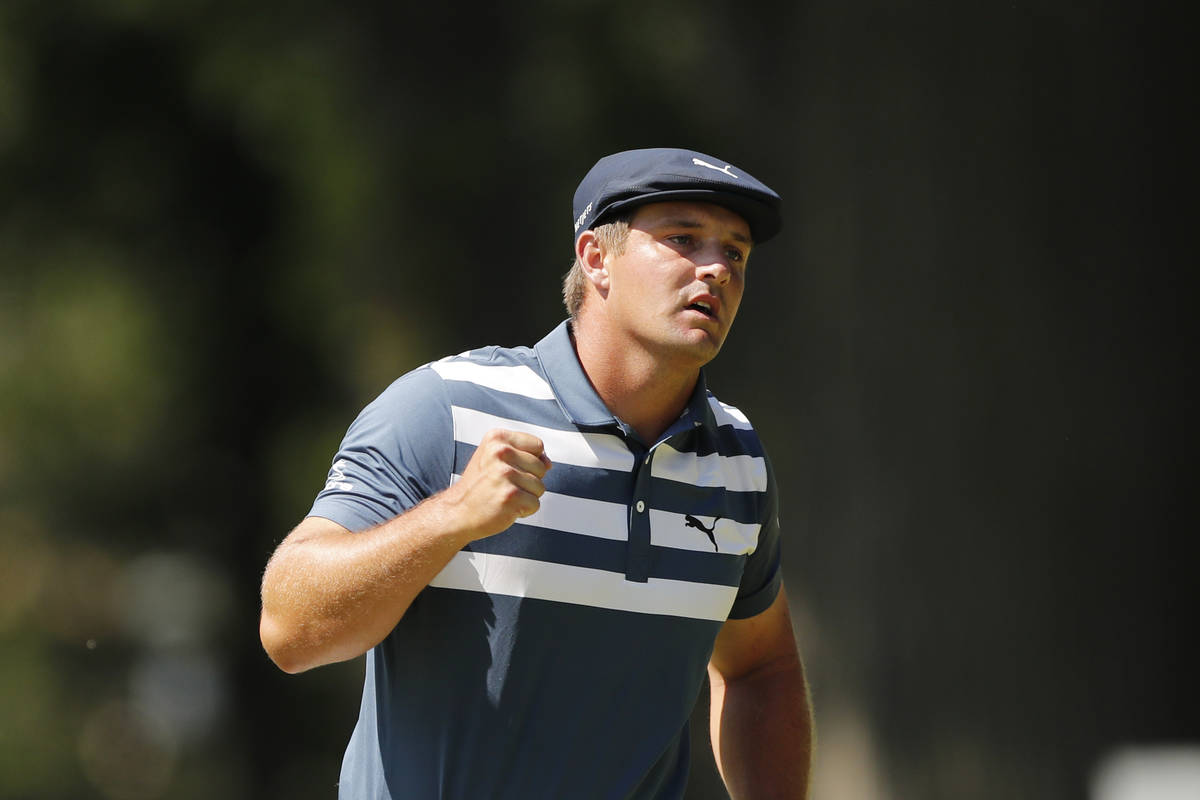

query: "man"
xmin=260 ymin=147 xmax=814 ymax=799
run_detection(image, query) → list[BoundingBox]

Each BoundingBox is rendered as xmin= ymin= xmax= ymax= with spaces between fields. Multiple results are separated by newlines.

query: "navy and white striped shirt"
xmin=311 ymin=320 xmax=782 ymax=800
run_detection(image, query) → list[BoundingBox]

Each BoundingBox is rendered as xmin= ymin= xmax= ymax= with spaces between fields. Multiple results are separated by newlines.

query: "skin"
xmin=708 ymin=585 xmax=814 ymax=799
xmin=259 ymin=199 xmax=813 ymax=798
xmin=572 ymin=201 xmax=751 ymax=442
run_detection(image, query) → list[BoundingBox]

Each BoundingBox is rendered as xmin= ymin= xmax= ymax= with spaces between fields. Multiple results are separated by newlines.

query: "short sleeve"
xmin=727 ymin=451 xmax=782 ymax=619
xmin=308 ymin=365 xmax=454 ymax=533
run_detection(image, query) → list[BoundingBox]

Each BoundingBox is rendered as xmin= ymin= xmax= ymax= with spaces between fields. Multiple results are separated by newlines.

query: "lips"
xmin=685 ymin=294 xmax=720 ymax=320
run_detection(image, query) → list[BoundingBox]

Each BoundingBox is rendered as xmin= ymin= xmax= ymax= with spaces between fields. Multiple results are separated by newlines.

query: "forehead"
xmin=629 ymin=201 xmax=753 ymax=243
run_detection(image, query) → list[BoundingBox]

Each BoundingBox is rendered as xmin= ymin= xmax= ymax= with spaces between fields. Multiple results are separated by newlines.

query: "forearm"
xmin=708 ymin=654 xmax=814 ymax=800
xmin=261 ymin=428 xmax=550 ymax=674
xmin=259 ymin=496 xmax=475 ymax=674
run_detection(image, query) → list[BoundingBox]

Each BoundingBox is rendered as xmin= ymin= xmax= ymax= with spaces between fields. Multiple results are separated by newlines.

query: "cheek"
xmin=726 ymin=280 xmax=746 ymax=317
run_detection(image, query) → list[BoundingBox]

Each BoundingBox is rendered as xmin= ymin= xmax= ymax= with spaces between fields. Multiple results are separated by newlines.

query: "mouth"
xmin=685 ymin=298 xmax=719 ymax=320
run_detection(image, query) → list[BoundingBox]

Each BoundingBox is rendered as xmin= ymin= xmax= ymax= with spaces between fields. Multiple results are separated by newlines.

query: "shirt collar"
xmin=534 ymin=320 xmax=615 ymax=427
xmin=679 ymin=367 xmax=719 ymax=434
xmin=534 ymin=320 xmax=718 ymax=437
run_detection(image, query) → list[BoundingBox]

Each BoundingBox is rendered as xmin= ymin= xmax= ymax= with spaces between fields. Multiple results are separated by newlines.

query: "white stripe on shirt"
xmin=708 ymin=398 xmax=754 ymax=430
xmin=451 ymin=475 xmax=758 ymax=555
xmin=428 ymin=550 xmax=738 ymax=621
xmin=450 ymin=477 xmax=628 ymax=541
xmin=450 ymin=406 xmax=635 ymax=471
xmin=431 ymin=360 xmax=557 ymax=400
xmin=650 ymin=442 xmax=767 ymax=493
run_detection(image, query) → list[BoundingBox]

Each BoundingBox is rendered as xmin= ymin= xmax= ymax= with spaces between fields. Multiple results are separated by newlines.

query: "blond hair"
xmin=562 ymin=214 xmax=632 ymax=320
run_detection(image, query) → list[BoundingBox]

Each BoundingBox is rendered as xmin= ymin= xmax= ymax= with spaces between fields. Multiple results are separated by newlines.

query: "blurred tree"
xmin=0 ymin=0 xmax=1193 ymax=798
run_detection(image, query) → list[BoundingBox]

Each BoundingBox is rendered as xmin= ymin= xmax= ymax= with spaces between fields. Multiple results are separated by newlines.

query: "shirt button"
xmin=635 ymin=500 xmax=646 ymax=513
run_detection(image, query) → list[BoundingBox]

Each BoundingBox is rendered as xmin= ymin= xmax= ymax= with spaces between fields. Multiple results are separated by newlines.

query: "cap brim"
xmin=594 ymin=188 xmax=782 ymax=244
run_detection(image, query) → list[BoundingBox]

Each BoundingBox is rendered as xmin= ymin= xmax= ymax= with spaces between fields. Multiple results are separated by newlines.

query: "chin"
xmin=639 ymin=324 xmax=726 ymax=365
xmin=675 ymin=333 xmax=726 ymax=364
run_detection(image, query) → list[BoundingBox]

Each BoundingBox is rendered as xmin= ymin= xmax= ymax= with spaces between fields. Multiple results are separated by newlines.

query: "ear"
xmin=575 ymin=229 xmax=610 ymax=294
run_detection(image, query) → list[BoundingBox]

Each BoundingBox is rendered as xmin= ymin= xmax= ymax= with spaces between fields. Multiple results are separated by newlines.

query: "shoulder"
xmin=704 ymin=392 xmax=768 ymax=459
xmin=367 ymin=340 xmax=536 ymax=407
xmin=706 ymin=392 xmax=758 ymax=432
xmin=365 ymin=362 xmax=451 ymax=417
xmin=425 ymin=343 xmax=558 ymax=404
xmin=428 ymin=343 xmax=541 ymax=375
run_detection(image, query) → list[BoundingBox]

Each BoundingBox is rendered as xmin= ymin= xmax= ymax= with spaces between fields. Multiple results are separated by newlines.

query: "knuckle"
xmin=479 ymin=442 xmax=511 ymax=468
xmin=482 ymin=429 xmax=513 ymax=451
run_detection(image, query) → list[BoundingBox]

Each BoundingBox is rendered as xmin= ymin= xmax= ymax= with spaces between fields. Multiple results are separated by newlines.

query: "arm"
xmin=708 ymin=583 xmax=814 ymax=799
xmin=259 ymin=429 xmax=551 ymax=674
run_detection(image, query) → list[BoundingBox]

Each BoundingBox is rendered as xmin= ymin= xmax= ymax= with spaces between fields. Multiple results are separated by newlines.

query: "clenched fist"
xmin=443 ymin=429 xmax=552 ymax=541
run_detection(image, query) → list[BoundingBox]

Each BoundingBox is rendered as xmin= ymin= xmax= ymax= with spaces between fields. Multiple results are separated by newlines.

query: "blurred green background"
xmin=0 ymin=1 xmax=1193 ymax=798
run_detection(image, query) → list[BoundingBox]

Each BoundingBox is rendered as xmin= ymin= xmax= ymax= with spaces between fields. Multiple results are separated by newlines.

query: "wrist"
xmin=418 ymin=486 xmax=494 ymax=547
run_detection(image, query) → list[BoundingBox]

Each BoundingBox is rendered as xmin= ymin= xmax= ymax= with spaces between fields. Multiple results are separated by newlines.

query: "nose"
xmin=697 ymin=251 xmax=732 ymax=287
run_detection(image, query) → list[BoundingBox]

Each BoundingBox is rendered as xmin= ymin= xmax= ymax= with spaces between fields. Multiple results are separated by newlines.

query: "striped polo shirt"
xmin=310 ymin=320 xmax=782 ymax=800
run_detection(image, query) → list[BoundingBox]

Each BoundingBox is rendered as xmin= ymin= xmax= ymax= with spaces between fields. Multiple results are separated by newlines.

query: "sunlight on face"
xmin=601 ymin=201 xmax=753 ymax=367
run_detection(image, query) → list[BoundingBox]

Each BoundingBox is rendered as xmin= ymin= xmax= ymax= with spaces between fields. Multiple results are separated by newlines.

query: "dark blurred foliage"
xmin=0 ymin=1 xmax=1194 ymax=798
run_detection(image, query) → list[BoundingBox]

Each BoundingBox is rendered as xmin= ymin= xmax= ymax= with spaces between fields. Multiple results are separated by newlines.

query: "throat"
xmin=602 ymin=369 xmax=698 ymax=444
xmin=571 ymin=317 xmax=704 ymax=442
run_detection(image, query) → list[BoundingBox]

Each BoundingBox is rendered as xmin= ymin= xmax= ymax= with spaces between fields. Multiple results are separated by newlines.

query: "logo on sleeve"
xmin=323 ymin=459 xmax=353 ymax=491
xmin=684 ymin=514 xmax=722 ymax=551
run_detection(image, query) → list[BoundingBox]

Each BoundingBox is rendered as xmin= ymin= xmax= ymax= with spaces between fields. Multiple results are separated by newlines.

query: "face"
xmin=594 ymin=200 xmax=752 ymax=368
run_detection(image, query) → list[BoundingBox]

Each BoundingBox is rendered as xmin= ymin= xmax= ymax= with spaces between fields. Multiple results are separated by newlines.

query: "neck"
xmin=570 ymin=319 xmax=699 ymax=444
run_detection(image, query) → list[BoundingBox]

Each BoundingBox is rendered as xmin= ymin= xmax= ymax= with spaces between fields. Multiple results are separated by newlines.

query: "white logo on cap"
xmin=574 ymin=202 xmax=593 ymax=233
xmin=692 ymin=158 xmax=738 ymax=179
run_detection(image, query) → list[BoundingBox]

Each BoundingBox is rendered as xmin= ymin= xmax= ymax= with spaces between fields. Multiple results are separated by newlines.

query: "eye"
xmin=725 ymin=247 xmax=746 ymax=264
xmin=667 ymin=234 xmax=693 ymax=247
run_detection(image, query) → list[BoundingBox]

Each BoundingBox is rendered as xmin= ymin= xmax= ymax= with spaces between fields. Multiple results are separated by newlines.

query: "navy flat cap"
xmin=572 ymin=148 xmax=782 ymax=244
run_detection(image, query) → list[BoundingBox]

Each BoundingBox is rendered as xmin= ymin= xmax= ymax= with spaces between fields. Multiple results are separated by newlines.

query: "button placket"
xmin=625 ymin=444 xmax=657 ymax=583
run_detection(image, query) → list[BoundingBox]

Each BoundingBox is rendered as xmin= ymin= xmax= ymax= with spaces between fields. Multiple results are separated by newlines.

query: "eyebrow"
xmin=655 ymin=218 xmax=753 ymax=246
